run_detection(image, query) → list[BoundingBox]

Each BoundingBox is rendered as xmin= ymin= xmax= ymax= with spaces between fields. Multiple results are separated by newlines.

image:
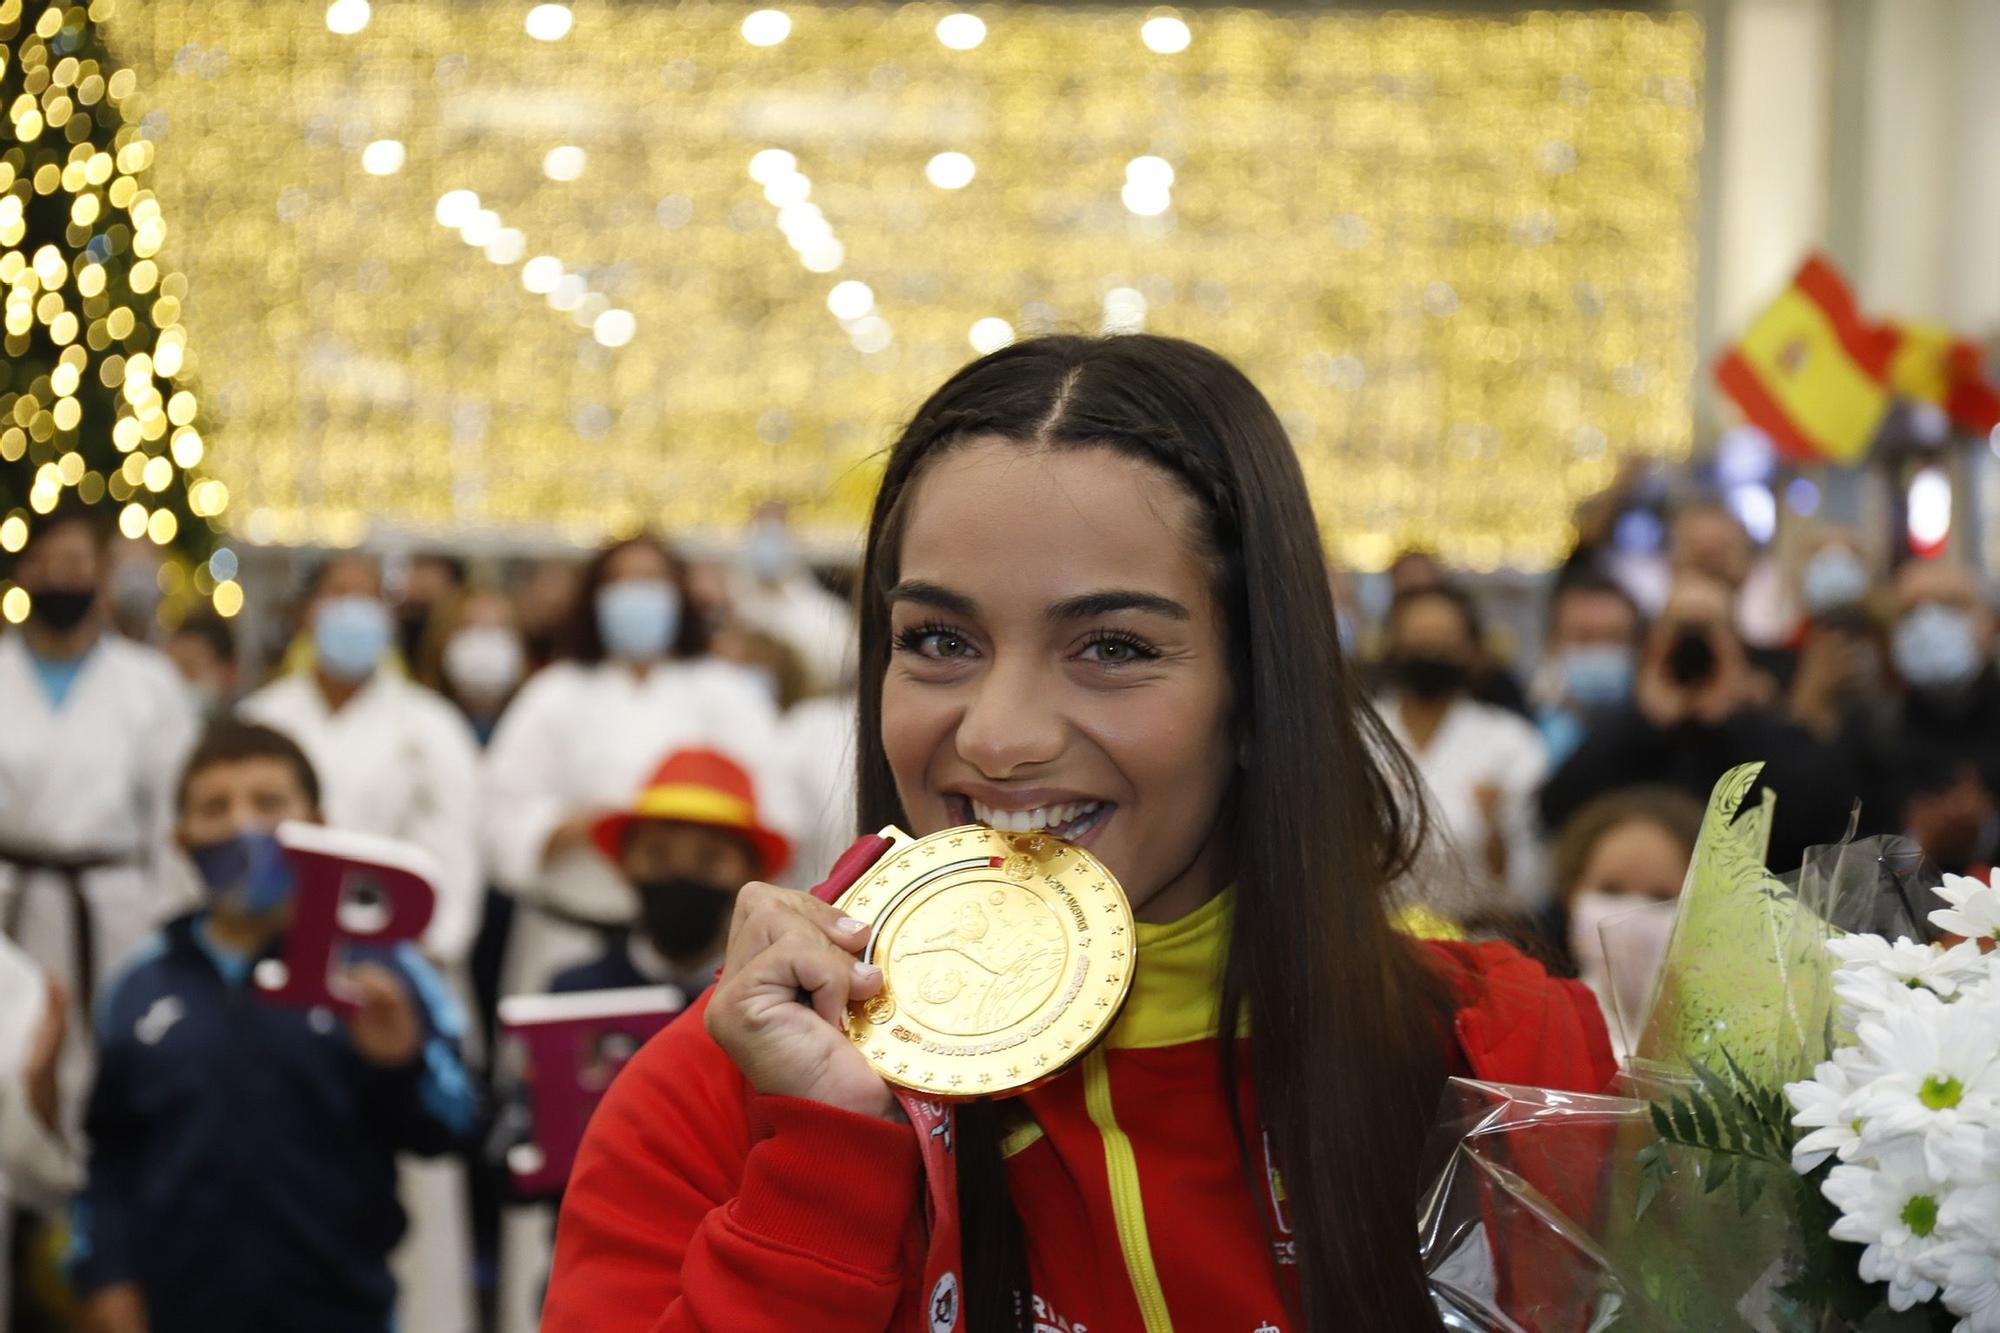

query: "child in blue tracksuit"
xmin=68 ymin=720 xmax=478 ymax=1333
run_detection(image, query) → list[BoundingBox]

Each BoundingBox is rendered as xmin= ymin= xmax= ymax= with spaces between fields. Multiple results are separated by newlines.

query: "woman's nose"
xmin=952 ymin=656 xmax=1065 ymax=779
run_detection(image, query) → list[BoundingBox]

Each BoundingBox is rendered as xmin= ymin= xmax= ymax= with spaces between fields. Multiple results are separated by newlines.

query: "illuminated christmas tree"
xmin=0 ymin=0 xmax=228 ymax=627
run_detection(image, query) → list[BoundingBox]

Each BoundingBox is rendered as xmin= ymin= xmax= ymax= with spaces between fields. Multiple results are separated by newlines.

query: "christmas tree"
xmin=0 ymin=0 xmax=226 ymax=626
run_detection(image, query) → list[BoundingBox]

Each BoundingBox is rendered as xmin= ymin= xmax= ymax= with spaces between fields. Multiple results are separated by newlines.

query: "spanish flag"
xmin=1714 ymin=255 xmax=1895 ymax=465
xmin=1886 ymin=322 xmax=2000 ymax=436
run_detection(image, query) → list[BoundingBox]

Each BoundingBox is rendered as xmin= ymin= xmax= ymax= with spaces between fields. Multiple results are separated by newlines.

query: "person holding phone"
xmin=1541 ymin=572 xmax=1860 ymax=871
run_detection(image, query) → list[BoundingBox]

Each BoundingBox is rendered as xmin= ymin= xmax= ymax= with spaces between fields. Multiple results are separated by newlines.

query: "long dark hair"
xmin=557 ymin=533 xmax=708 ymax=663
xmin=854 ymin=335 xmax=1452 ymax=1330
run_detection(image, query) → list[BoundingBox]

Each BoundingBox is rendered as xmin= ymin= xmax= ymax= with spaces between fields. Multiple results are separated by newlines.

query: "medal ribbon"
xmin=811 ymin=836 xmax=967 ymax=1332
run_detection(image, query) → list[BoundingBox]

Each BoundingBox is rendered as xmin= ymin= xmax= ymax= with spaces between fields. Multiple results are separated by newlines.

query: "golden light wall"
xmin=105 ymin=1 xmax=1702 ymax=570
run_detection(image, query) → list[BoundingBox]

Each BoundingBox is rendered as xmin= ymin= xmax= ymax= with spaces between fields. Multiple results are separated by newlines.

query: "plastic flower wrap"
xmin=1421 ymin=763 xmax=1994 ymax=1332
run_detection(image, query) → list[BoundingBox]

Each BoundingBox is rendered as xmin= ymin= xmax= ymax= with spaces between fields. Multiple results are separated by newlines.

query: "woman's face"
xmin=881 ymin=439 xmax=1237 ymax=923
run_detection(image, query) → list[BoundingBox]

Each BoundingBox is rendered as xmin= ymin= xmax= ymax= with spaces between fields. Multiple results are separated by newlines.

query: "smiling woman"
xmin=542 ymin=335 xmax=1618 ymax=1333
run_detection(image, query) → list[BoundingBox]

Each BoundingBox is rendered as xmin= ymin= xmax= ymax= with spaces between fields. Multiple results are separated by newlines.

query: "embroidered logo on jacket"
xmin=927 ymin=1271 xmax=959 ymax=1333
xmin=135 ymin=996 xmax=184 ymax=1046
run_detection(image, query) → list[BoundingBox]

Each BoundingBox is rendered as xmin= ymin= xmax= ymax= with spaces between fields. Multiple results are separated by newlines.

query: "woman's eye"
xmin=1079 ymin=635 xmax=1157 ymax=664
xmin=896 ymin=625 xmax=976 ymax=660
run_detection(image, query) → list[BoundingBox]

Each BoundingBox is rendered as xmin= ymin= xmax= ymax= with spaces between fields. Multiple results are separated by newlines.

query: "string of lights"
xmin=94 ymin=0 xmax=1700 ymax=572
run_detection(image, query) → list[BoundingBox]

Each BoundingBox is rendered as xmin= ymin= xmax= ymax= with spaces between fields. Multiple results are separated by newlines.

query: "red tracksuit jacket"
xmin=544 ymin=893 xmax=1615 ymax=1333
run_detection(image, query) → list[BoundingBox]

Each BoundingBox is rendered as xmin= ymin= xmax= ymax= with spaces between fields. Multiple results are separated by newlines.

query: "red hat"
xmin=590 ymin=748 xmax=791 ymax=880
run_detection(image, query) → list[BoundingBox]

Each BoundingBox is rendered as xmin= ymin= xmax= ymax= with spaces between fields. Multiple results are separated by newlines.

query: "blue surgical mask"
xmin=596 ymin=579 xmax=680 ymax=662
xmin=1559 ymin=644 xmax=1635 ymax=708
xmin=189 ymin=830 xmax=296 ymax=916
xmin=744 ymin=520 xmax=795 ymax=582
xmin=313 ymin=596 xmax=392 ymax=681
xmin=1894 ymin=603 xmax=1984 ymax=690
xmin=1802 ymin=547 xmax=1870 ymax=616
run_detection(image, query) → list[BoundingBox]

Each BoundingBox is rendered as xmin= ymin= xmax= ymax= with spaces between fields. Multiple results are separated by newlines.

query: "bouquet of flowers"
xmin=1774 ymin=874 xmax=2000 ymax=1328
xmin=1422 ymin=764 xmax=2000 ymax=1333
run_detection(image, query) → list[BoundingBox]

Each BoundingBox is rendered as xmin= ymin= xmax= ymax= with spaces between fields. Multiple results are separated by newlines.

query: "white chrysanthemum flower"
xmin=1824 ymin=1150 xmax=1954 ymax=1309
xmin=1921 ymin=1119 xmax=2000 ymax=1185
xmin=1787 ymin=1058 xmax=1868 ymax=1173
xmin=1850 ymin=995 xmax=2000 ymax=1164
xmin=1941 ymin=1183 xmax=2000 ymax=1240
xmin=1931 ymin=870 xmax=2000 ymax=943
xmin=1829 ymin=935 xmax=1989 ymax=1019
xmin=1940 ymin=1235 xmax=2000 ymax=1333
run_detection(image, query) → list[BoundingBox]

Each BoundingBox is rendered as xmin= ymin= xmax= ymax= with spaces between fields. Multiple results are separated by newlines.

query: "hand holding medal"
xmin=705 ymin=824 xmax=1133 ymax=1115
xmin=703 ymin=871 xmax=898 ymax=1119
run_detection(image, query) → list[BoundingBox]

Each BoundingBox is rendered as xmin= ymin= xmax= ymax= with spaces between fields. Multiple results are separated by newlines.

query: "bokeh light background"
xmin=105 ymin=1 xmax=1703 ymax=571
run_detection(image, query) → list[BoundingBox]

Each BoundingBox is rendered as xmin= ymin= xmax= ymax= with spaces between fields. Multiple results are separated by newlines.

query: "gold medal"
xmin=835 ymin=824 xmax=1135 ymax=1100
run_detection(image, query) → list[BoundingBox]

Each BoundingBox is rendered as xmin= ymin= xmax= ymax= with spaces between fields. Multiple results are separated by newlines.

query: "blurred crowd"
xmin=5 ymin=481 xmax=2000 ymax=1331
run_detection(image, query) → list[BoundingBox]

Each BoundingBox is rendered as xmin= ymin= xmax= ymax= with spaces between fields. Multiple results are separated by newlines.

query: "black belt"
xmin=0 ymin=843 xmax=128 ymax=1019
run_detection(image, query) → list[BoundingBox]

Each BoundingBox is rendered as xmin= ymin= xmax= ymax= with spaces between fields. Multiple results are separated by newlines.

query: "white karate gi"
xmin=773 ymin=693 xmax=859 ymax=891
xmin=1378 ymin=691 xmax=1552 ymax=911
xmin=728 ymin=570 xmax=856 ymax=695
xmin=481 ymin=657 xmax=786 ymax=996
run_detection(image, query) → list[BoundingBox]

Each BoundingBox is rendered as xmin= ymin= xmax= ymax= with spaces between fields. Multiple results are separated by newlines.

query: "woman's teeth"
xmin=968 ymin=799 xmax=1105 ymax=837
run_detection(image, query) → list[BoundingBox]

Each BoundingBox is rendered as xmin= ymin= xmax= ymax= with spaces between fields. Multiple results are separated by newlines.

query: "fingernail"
xmin=838 ymin=916 xmax=869 ymax=935
xmin=852 ymin=961 xmax=881 ymax=984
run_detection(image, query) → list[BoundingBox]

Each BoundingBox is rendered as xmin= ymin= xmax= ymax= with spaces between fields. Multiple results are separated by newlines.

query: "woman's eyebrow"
xmin=887 ymin=579 xmax=979 ymax=616
xmin=1049 ymin=590 xmax=1190 ymax=622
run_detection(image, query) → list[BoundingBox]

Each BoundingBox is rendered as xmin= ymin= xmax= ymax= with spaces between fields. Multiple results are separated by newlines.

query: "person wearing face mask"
xmin=551 ymin=748 xmax=788 ymax=1000
xmin=1543 ymin=787 xmax=1702 ymax=1058
xmin=398 ymin=552 xmax=469 ymax=675
xmin=433 ymin=587 xmax=529 ymax=746
xmin=239 ymin=555 xmax=484 ymax=966
xmin=421 ymin=583 xmax=529 ymax=1324
xmin=105 ymin=540 xmax=166 ymax=644
xmin=481 ymin=535 xmax=789 ymax=1004
xmin=489 ymin=750 xmax=790 ymax=1333
xmin=1781 ymin=539 xmax=1898 ymax=843
xmin=237 ymin=554 xmax=486 ymax=1333
xmin=1531 ymin=572 xmax=1643 ymax=766
xmin=69 ymin=721 xmax=475 ymax=1333
xmin=1884 ymin=559 xmax=2000 ymax=869
xmin=1788 ymin=538 xmax=1882 ymax=726
xmin=1797 ymin=537 xmax=1873 ymax=623
xmin=1541 ymin=573 xmax=1861 ymax=873
xmin=165 ymin=613 xmax=241 ymax=718
xmin=1376 ymin=584 xmax=1551 ymax=909
xmin=725 ymin=501 xmax=856 ymax=695
xmin=0 ymin=506 xmax=198 ymax=1126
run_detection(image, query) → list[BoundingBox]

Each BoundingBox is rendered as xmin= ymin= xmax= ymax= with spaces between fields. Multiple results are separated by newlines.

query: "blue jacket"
xmin=70 ymin=913 xmax=478 ymax=1333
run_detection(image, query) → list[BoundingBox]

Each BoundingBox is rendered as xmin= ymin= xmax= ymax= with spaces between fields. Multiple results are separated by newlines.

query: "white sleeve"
xmin=697 ymin=666 xmax=781 ymax=758
xmin=1499 ymin=719 xmax=1553 ymax=911
xmin=0 ymin=946 xmax=78 ymax=1206
xmin=480 ymin=672 xmax=576 ymax=899
xmin=0 ymin=1076 xmax=79 ymax=1207
xmin=409 ymin=702 xmax=485 ymax=964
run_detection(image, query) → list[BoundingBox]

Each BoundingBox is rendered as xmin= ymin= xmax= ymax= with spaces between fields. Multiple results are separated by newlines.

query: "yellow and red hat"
xmin=590 ymin=747 xmax=791 ymax=879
